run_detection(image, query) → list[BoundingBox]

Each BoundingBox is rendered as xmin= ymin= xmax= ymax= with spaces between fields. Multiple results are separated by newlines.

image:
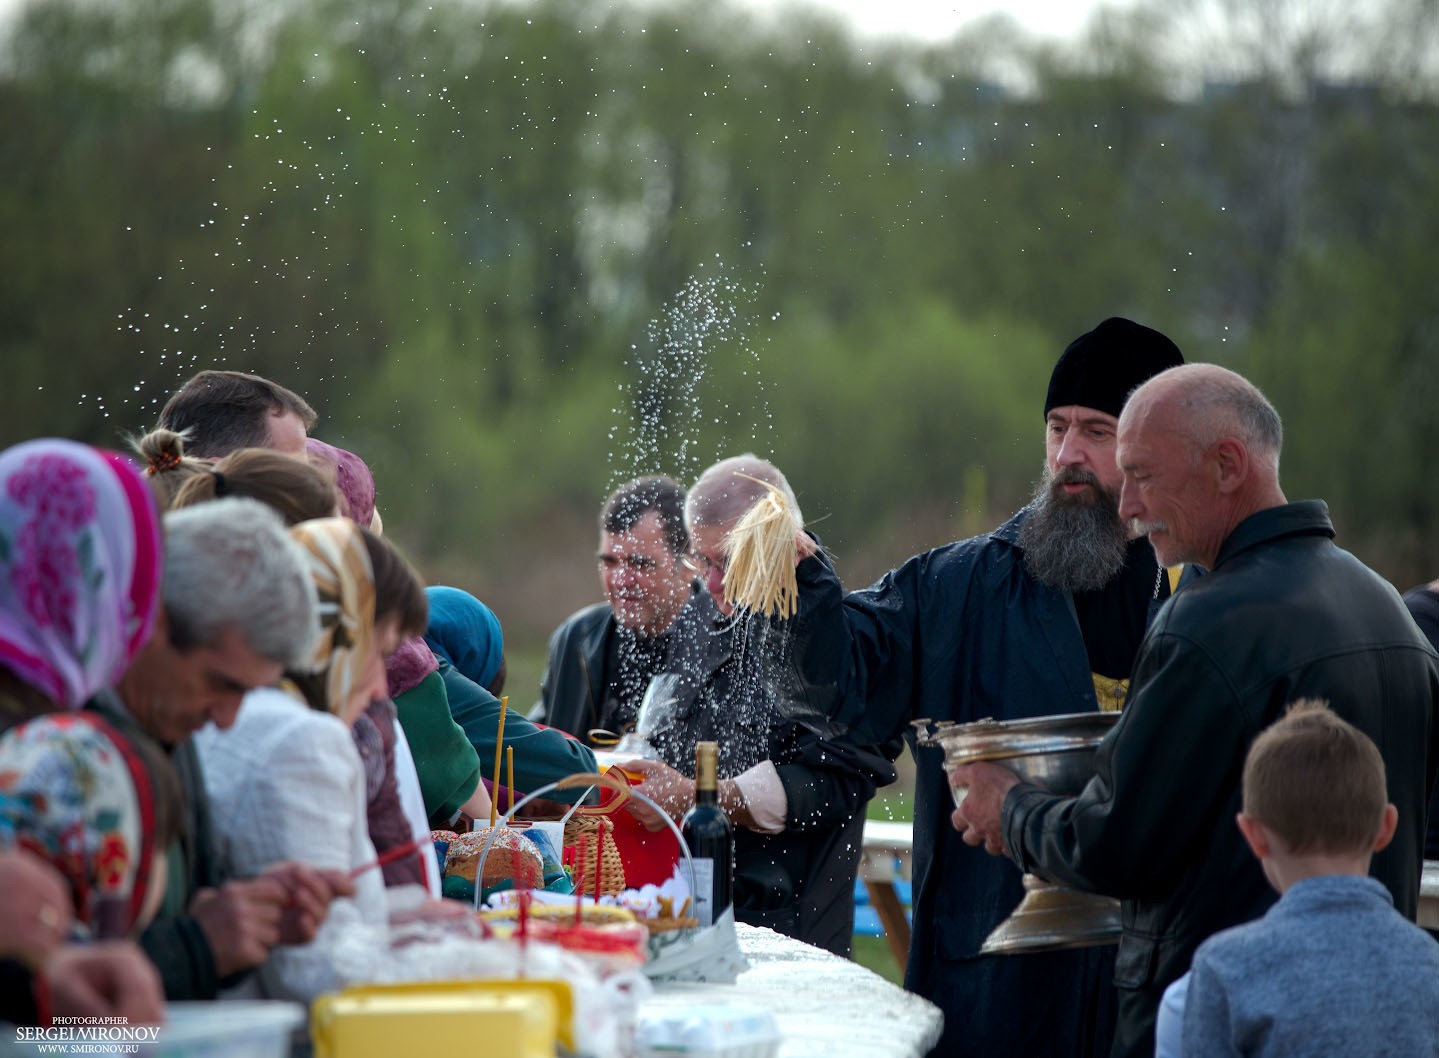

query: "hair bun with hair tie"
xmin=145 ymin=450 xmax=182 ymax=476
xmin=212 ymin=470 xmax=227 ymax=496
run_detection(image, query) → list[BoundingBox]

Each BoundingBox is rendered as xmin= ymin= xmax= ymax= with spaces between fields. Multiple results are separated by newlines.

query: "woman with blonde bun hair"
xmin=131 ymin=428 xmax=210 ymax=509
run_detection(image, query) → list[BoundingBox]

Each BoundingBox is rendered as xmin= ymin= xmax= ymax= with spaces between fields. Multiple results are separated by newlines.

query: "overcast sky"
xmin=0 ymin=0 xmax=1122 ymax=46
xmin=732 ymin=0 xmax=1115 ymax=42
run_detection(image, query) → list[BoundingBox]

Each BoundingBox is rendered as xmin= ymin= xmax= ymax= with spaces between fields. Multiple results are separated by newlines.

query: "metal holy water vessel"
xmin=917 ymin=712 xmax=1122 ymax=955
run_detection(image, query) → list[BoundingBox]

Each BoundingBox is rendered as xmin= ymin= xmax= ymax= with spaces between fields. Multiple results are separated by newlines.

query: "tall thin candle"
xmin=490 ymin=695 xmax=509 ymax=828
xmin=506 ymin=745 xmax=515 ymax=816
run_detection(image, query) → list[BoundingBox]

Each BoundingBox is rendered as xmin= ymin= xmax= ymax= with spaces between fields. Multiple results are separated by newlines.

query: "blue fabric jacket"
xmin=443 ymin=660 xmax=596 ymax=802
xmin=1183 ymin=876 xmax=1439 ymax=1057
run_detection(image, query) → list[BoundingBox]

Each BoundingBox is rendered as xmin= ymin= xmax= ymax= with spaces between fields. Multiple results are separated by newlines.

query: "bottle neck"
xmin=694 ymin=741 xmax=718 ymax=804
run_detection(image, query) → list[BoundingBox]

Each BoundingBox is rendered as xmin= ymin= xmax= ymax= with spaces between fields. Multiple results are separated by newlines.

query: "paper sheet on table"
xmin=643 ymin=907 xmax=748 ymax=984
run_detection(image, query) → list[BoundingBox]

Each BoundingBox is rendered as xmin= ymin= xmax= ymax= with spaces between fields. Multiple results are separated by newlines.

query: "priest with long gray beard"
xmin=791 ymin=317 xmax=1184 ymax=1058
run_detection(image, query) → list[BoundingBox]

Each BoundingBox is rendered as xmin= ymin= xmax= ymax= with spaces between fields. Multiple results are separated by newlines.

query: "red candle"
xmin=575 ymin=835 xmax=589 ymax=925
xmin=592 ymin=821 xmax=604 ymax=904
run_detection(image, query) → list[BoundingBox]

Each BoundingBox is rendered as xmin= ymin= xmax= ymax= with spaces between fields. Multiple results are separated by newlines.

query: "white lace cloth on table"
xmin=329 ymin=916 xmax=649 ymax=1058
xmin=642 ymin=924 xmax=943 ymax=1058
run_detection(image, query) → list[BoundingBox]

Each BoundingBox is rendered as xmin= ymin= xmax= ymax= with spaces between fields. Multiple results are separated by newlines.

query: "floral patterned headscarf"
xmin=0 ymin=713 xmax=158 ymax=937
xmin=288 ymin=518 xmax=376 ymax=718
xmin=0 ymin=440 xmax=163 ymax=709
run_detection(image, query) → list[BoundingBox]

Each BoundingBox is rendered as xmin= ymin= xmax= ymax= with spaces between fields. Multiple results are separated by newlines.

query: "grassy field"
xmin=852 ymin=749 xmax=915 ymax=983
xmin=852 ymin=934 xmax=905 ymax=985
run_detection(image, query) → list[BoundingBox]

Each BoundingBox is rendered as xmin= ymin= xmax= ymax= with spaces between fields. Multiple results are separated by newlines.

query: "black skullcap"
xmin=1043 ymin=317 xmax=1184 ymax=420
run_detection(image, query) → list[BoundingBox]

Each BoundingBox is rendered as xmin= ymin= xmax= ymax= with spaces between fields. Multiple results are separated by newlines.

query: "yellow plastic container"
xmin=311 ymin=980 xmax=567 ymax=1058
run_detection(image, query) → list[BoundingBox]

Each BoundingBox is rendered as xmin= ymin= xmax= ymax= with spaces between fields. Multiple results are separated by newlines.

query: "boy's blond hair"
xmin=1242 ymin=698 xmax=1387 ymax=854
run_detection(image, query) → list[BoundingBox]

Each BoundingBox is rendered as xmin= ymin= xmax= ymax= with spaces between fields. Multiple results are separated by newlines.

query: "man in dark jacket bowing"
xmin=956 ymin=364 xmax=1439 ymax=1058
xmin=624 ymin=455 xmax=896 ymax=956
xmin=792 ymin=317 xmax=1185 ymax=1057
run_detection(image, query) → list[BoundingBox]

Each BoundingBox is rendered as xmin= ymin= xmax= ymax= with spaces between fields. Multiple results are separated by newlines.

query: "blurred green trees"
xmin=3 ymin=0 xmax=1438 ymax=685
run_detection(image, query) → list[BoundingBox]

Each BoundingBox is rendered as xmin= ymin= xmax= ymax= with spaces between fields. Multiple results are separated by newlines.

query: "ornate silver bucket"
xmin=917 ymin=712 xmax=1121 ymax=955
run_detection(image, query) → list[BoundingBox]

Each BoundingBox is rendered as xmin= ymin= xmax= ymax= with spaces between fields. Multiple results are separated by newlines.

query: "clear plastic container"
xmin=634 ymin=1002 xmax=781 ymax=1058
xmin=156 ymin=1001 xmax=306 ymax=1058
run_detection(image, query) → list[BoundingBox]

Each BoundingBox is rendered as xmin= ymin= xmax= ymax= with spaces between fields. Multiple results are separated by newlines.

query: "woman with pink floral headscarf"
xmin=0 ymin=439 xmax=162 ymax=733
xmin=0 ymin=438 xmax=166 ymax=1027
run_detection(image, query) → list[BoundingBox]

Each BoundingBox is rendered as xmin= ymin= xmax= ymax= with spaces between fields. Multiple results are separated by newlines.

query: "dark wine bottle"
xmin=680 ymin=740 xmax=733 ymax=928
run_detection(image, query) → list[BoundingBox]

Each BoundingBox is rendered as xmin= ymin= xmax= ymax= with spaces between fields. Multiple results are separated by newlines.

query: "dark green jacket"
xmin=443 ymin=660 xmax=596 ymax=802
xmin=392 ymin=670 xmax=482 ymax=828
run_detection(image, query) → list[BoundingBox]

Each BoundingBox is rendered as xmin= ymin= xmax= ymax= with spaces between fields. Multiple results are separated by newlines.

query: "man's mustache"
xmin=1050 ymin=467 xmax=1102 ymax=492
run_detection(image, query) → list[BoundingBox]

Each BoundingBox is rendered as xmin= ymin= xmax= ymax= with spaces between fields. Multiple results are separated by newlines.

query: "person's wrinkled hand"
xmin=187 ymin=876 xmax=287 ymax=977
xmin=262 ymin=862 xmax=352 ymax=946
xmin=311 ymin=867 xmax=358 ymax=903
xmin=45 ymin=941 xmax=164 ymax=1025
xmin=622 ymin=758 xmax=695 ymax=831
xmin=0 ymin=850 xmax=73 ymax=968
xmin=950 ymin=761 xmax=1021 ymax=857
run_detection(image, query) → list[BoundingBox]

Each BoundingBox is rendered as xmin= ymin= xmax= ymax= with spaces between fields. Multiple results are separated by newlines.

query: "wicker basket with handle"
xmin=475 ymin=771 xmax=741 ymax=981
xmin=473 ymin=771 xmax=633 ymax=899
xmin=564 ymin=812 xmax=627 ymax=897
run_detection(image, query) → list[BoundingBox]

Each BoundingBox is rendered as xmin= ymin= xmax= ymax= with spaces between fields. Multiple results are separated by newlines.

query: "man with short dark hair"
xmin=157 ymin=369 xmax=317 ymax=458
xmin=532 ymin=475 xmax=697 ymax=743
xmin=957 ymin=363 xmax=1439 ymax=1058
xmin=794 ymin=318 xmax=1186 ymax=1056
